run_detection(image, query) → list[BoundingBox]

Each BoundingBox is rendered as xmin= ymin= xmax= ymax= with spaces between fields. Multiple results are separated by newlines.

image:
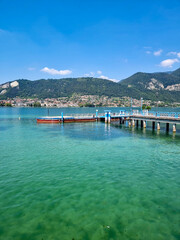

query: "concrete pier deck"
xmin=131 ymin=115 xmax=180 ymax=124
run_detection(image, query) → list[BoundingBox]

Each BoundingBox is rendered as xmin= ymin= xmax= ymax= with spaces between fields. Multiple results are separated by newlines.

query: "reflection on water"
xmin=112 ymin=121 xmax=180 ymax=142
xmin=44 ymin=122 xmax=126 ymax=141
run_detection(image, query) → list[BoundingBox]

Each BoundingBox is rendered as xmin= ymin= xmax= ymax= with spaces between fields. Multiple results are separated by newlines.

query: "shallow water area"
xmin=0 ymin=107 xmax=180 ymax=240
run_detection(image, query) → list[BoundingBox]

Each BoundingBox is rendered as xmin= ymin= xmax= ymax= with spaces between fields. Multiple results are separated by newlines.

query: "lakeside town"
xmin=0 ymin=94 xmax=180 ymax=108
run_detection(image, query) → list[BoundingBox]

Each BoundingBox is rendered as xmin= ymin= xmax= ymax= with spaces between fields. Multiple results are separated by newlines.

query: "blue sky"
xmin=0 ymin=0 xmax=180 ymax=83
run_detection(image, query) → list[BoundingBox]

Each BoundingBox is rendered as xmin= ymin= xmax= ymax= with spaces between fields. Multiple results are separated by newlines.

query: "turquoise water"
xmin=0 ymin=107 xmax=180 ymax=240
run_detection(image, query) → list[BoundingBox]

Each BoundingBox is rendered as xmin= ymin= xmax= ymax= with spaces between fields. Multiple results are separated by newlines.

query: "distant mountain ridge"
xmin=0 ymin=67 xmax=180 ymax=102
xmin=120 ymin=68 xmax=180 ymax=88
xmin=120 ymin=68 xmax=180 ymax=102
xmin=0 ymin=78 xmax=138 ymax=99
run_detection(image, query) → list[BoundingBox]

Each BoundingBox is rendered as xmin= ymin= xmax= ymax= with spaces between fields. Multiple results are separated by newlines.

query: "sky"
xmin=0 ymin=0 xmax=180 ymax=84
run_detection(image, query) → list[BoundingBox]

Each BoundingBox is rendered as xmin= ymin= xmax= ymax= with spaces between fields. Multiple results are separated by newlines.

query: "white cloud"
xmin=90 ymin=72 xmax=94 ymax=76
xmin=146 ymin=51 xmax=151 ymax=54
xmin=28 ymin=67 xmax=35 ymax=71
xmin=99 ymin=75 xmax=109 ymax=79
xmin=159 ymin=58 xmax=179 ymax=68
xmin=99 ymin=75 xmax=119 ymax=82
xmin=84 ymin=72 xmax=94 ymax=77
xmin=84 ymin=71 xmax=119 ymax=82
xmin=97 ymin=70 xmax=102 ymax=75
xmin=167 ymin=51 xmax=177 ymax=56
xmin=109 ymin=78 xmax=119 ymax=82
xmin=41 ymin=67 xmax=72 ymax=75
xmin=154 ymin=49 xmax=163 ymax=56
xmin=167 ymin=51 xmax=180 ymax=58
xmin=84 ymin=73 xmax=90 ymax=77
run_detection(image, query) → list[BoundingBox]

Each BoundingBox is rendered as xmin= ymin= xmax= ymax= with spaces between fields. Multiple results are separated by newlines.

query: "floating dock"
xmin=37 ymin=116 xmax=97 ymax=123
xmin=37 ymin=111 xmax=128 ymax=123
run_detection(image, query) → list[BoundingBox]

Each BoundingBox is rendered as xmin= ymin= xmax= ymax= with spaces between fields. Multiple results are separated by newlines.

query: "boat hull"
xmin=37 ymin=119 xmax=60 ymax=123
xmin=37 ymin=117 xmax=96 ymax=123
xmin=64 ymin=118 xmax=96 ymax=123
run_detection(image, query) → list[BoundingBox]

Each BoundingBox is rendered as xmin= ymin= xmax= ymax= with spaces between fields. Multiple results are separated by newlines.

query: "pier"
xmin=37 ymin=110 xmax=180 ymax=133
xmin=130 ymin=112 xmax=180 ymax=133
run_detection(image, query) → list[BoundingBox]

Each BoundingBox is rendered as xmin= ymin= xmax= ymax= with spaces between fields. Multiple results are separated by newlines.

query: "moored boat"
xmin=37 ymin=116 xmax=61 ymax=123
xmin=37 ymin=116 xmax=96 ymax=123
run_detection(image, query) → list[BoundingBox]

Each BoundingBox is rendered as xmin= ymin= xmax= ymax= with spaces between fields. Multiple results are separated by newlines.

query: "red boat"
xmin=37 ymin=117 xmax=62 ymax=123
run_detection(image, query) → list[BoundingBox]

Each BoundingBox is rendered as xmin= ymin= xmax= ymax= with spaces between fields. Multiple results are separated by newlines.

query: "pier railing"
xmin=63 ymin=111 xmax=180 ymax=118
xmin=45 ymin=111 xmax=180 ymax=119
xmin=65 ymin=113 xmax=96 ymax=118
xmin=150 ymin=112 xmax=180 ymax=118
xmin=132 ymin=111 xmax=180 ymax=118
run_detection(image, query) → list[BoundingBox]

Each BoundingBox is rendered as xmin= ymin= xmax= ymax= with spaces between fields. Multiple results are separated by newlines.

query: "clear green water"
xmin=0 ymin=107 xmax=180 ymax=240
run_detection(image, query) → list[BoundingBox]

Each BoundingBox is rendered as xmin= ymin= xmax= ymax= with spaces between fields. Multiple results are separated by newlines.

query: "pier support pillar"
xmin=141 ymin=120 xmax=143 ymax=128
xmin=143 ymin=120 xmax=146 ymax=128
xmin=152 ymin=121 xmax=155 ymax=130
xmin=108 ymin=112 xmax=111 ymax=123
xmin=132 ymin=119 xmax=135 ymax=127
xmin=173 ymin=124 xmax=176 ymax=133
xmin=96 ymin=110 xmax=98 ymax=120
xmin=61 ymin=112 xmax=64 ymax=123
xmin=105 ymin=111 xmax=111 ymax=123
xmin=157 ymin=122 xmax=160 ymax=131
xmin=125 ymin=120 xmax=128 ymax=127
xmin=136 ymin=120 xmax=139 ymax=127
xmin=166 ymin=123 xmax=169 ymax=132
xmin=120 ymin=117 xmax=125 ymax=124
xmin=128 ymin=120 xmax=131 ymax=127
xmin=105 ymin=112 xmax=108 ymax=123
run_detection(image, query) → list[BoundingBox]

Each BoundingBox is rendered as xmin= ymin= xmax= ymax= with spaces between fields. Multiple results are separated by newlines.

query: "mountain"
xmin=0 ymin=68 xmax=180 ymax=102
xmin=120 ymin=68 xmax=180 ymax=88
xmin=0 ymin=78 xmax=140 ymax=99
xmin=172 ymin=67 xmax=180 ymax=77
xmin=120 ymin=68 xmax=180 ymax=102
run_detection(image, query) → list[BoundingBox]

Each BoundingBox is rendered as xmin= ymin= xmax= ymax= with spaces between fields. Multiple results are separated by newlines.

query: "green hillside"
xmin=0 ymin=68 xmax=180 ymax=102
xmin=121 ymin=69 xmax=180 ymax=87
xmin=120 ymin=68 xmax=180 ymax=102
xmin=0 ymin=78 xmax=139 ymax=99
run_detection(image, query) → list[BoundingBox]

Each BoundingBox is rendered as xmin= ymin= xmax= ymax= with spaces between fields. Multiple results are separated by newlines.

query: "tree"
xmin=146 ymin=105 xmax=151 ymax=110
xmin=0 ymin=102 xmax=5 ymax=107
xmin=5 ymin=102 xmax=12 ymax=107
xmin=142 ymin=104 xmax=151 ymax=110
xmin=33 ymin=102 xmax=41 ymax=107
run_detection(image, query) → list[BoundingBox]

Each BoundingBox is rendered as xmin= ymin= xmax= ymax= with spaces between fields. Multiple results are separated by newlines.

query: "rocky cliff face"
xmin=145 ymin=78 xmax=180 ymax=91
xmin=0 ymin=81 xmax=19 ymax=95
xmin=146 ymin=78 xmax=164 ymax=90
xmin=121 ymin=68 xmax=180 ymax=93
xmin=166 ymin=84 xmax=180 ymax=91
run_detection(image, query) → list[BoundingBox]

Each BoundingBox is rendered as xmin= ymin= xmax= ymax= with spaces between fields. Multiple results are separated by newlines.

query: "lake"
xmin=0 ymin=107 xmax=180 ymax=240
